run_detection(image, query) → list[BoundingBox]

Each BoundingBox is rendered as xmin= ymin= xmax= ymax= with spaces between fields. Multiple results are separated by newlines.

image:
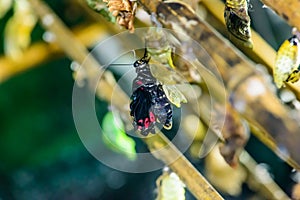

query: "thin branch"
xmin=27 ymin=0 xmax=223 ymax=199
xmin=240 ymin=151 xmax=291 ymax=200
xmin=0 ymin=23 xmax=106 ymax=83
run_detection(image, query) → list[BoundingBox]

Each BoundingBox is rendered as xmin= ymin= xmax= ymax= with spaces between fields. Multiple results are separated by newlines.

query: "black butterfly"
xmin=130 ymin=52 xmax=172 ymax=136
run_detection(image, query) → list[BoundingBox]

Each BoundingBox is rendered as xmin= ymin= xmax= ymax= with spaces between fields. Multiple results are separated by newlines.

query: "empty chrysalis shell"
xmin=274 ymin=33 xmax=300 ymax=88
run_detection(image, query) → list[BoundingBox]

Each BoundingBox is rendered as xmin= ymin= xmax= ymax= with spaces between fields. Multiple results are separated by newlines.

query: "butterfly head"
xmin=133 ymin=51 xmax=151 ymax=68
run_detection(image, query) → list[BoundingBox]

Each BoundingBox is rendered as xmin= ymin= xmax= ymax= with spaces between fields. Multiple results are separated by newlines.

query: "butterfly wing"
xmin=152 ymin=85 xmax=173 ymax=130
xmin=130 ymin=85 xmax=156 ymax=135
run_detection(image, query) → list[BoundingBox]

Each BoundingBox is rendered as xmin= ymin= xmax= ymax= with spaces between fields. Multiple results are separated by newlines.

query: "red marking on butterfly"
xmin=149 ymin=112 xmax=155 ymax=122
xmin=144 ymin=118 xmax=150 ymax=128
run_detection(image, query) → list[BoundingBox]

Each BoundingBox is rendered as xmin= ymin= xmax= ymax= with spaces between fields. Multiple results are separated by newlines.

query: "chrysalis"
xmin=145 ymin=27 xmax=188 ymax=108
xmin=224 ymin=0 xmax=253 ymax=48
xmin=156 ymin=168 xmax=186 ymax=200
xmin=162 ymin=85 xmax=187 ymax=108
xmin=274 ymin=32 xmax=300 ymax=88
xmin=149 ymin=61 xmax=188 ymax=108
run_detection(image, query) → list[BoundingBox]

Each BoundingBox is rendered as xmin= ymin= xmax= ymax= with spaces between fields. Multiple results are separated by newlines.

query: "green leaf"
xmin=101 ymin=111 xmax=136 ymax=160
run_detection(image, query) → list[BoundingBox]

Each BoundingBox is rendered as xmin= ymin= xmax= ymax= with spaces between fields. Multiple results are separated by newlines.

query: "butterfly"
xmin=224 ymin=0 xmax=253 ymax=48
xmin=130 ymin=52 xmax=173 ymax=136
xmin=274 ymin=34 xmax=300 ymax=88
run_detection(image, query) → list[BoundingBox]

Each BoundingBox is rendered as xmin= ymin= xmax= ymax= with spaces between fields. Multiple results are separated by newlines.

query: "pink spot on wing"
xmin=144 ymin=118 xmax=149 ymax=128
xmin=137 ymin=80 xmax=143 ymax=85
xmin=149 ymin=112 xmax=155 ymax=122
xmin=138 ymin=119 xmax=143 ymax=125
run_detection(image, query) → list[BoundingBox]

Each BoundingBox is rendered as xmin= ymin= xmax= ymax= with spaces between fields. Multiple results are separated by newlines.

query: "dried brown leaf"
xmin=103 ymin=0 xmax=136 ymax=32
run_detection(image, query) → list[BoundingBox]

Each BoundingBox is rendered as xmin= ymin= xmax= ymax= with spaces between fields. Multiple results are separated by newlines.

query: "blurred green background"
xmin=0 ymin=0 xmax=297 ymax=199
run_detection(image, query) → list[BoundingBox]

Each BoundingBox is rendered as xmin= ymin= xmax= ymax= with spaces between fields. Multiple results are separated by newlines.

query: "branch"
xmin=239 ymin=151 xmax=291 ymax=200
xmin=0 ymin=23 xmax=106 ymax=83
xmin=27 ymin=0 xmax=223 ymax=199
